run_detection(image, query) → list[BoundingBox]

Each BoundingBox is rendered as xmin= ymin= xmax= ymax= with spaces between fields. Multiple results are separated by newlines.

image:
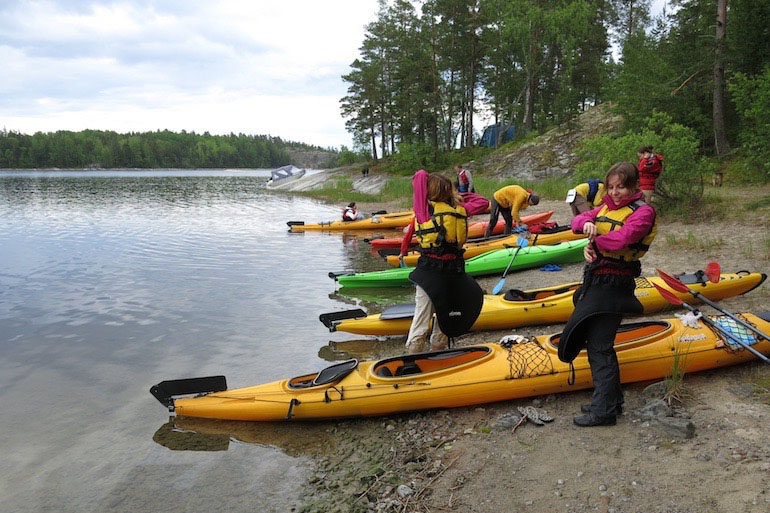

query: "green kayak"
xmin=334 ymin=239 xmax=588 ymax=289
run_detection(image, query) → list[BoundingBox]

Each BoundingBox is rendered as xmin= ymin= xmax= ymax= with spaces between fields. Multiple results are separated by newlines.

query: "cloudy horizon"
xmin=1 ymin=0 xmax=380 ymax=149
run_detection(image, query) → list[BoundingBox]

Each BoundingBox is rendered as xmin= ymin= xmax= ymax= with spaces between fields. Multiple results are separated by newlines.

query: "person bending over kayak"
xmin=484 ymin=185 xmax=539 ymax=238
xmin=565 ymin=179 xmax=606 ymax=216
xmin=558 ymin=162 xmax=657 ymax=427
xmin=399 ymin=171 xmax=483 ymax=354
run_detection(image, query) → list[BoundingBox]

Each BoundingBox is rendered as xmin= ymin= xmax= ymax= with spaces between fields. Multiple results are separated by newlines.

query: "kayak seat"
xmin=504 ymin=284 xmax=580 ymax=302
xmin=394 ymin=361 xmax=422 ymax=376
xmin=376 ymin=366 xmax=393 ymax=377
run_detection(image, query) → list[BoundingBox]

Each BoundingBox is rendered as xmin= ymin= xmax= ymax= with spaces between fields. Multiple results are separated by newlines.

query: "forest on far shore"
xmin=0 ymin=128 xmax=336 ymax=170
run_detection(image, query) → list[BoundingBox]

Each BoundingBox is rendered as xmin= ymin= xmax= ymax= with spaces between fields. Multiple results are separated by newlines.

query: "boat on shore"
xmin=150 ymin=311 xmax=770 ymax=421
xmin=321 ymin=270 xmax=766 ymax=335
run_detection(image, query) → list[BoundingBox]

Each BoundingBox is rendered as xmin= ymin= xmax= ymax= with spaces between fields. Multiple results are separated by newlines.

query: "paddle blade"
xmin=656 ymin=268 xmax=690 ymax=293
xmin=652 ymin=283 xmax=683 ymax=306
xmin=492 ymin=277 xmax=506 ymax=295
xmin=517 ymin=236 xmax=529 ymax=248
xmin=705 ymin=261 xmax=721 ymax=283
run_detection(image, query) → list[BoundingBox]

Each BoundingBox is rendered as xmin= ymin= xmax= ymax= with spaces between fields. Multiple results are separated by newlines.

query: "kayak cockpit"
xmin=503 ymin=283 xmax=581 ymax=302
xmin=287 ymin=359 xmax=359 ymax=389
xmin=547 ymin=320 xmax=672 ymax=353
xmin=371 ymin=346 xmax=491 ymax=378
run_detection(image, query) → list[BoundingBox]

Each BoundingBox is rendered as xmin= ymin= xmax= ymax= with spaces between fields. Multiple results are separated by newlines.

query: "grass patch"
xmin=298 ymin=178 xmax=378 ymax=203
xmin=663 ymin=229 xmax=725 ymax=251
xmin=746 ymin=196 xmax=770 ymax=211
xmin=740 ymin=235 xmax=770 ymax=260
xmin=664 ymin=342 xmax=692 ymax=405
xmin=657 ymin=191 xmax=725 ymax=221
xmin=472 ymin=176 xmax=572 ymax=202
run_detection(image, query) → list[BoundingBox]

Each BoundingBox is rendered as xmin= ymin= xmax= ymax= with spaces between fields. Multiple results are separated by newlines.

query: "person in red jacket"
xmin=636 ymin=146 xmax=663 ymax=203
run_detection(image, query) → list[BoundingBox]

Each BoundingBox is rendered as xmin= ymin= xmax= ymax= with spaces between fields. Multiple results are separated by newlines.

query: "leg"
xmin=584 ymin=313 xmax=624 ymax=418
xmin=500 ymin=207 xmax=513 ymax=235
xmin=570 ymin=195 xmax=590 ymax=216
xmin=485 ymin=199 xmax=501 ymax=238
xmin=429 ymin=318 xmax=449 ymax=351
xmin=405 ymin=286 xmax=434 ymax=354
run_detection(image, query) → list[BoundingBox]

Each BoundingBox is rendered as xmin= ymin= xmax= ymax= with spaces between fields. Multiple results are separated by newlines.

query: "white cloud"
xmin=0 ymin=0 xmax=380 ymax=148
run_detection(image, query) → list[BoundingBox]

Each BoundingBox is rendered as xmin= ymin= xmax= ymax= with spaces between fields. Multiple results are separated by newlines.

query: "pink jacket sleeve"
xmin=399 ymin=221 xmax=416 ymax=257
xmin=571 ymin=204 xmax=656 ymax=252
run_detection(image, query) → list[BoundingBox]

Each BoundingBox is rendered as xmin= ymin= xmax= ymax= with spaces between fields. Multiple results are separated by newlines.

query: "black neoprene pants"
xmin=584 ymin=312 xmax=624 ymax=418
xmin=485 ymin=198 xmax=513 ymax=238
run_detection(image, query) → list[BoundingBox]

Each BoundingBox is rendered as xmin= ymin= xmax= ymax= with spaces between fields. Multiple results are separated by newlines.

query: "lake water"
xmin=0 ymin=169 xmax=414 ymax=512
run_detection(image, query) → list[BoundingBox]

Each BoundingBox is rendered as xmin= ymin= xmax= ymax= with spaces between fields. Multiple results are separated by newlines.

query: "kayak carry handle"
xmin=149 ymin=375 xmax=227 ymax=411
xmin=319 ymin=309 xmax=367 ymax=331
xmin=328 ymin=271 xmax=355 ymax=280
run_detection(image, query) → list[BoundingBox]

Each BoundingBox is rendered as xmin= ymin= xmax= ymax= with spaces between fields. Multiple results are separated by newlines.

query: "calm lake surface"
xmin=0 ymin=169 xmax=413 ymax=512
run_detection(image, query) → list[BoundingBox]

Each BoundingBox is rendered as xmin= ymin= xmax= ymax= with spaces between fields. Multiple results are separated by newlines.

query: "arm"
xmin=593 ymin=205 xmax=656 ymax=252
xmin=570 ymin=206 xmax=601 ymax=234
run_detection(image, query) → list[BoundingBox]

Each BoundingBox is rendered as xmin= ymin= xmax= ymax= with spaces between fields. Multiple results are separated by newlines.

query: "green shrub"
xmin=729 ymin=68 xmax=770 ymax=182
xmin=575 ymin=111 xmax=708 ymax=214
xmin=386 ymin=143 xmax=450 ymax=175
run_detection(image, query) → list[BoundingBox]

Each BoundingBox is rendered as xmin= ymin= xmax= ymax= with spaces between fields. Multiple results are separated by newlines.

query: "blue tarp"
xmin=479 ymin=124 xmax=515 ymax=147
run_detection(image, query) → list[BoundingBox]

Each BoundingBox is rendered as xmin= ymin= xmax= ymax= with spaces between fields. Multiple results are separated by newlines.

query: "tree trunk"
xmin=713 ymin=0 xmax=730 ymax=155
xmin=370 ymin=124 xmax=378 ymax=160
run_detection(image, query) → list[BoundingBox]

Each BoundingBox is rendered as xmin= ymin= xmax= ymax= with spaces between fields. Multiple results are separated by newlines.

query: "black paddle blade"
xmin=286 ymin=221 xmax=304 ymax=227
xmin=378 ymin=248 xmax=401 ymax=258
xmin=329 ymin=271 xmax=355 ymax=280
xmin=150 ymin=375 xmax=227 ymax=410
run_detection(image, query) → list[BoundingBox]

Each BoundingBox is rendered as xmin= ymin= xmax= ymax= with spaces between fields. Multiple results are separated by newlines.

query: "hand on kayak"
xmin=399 ymin=256 xmax=407 ymax=268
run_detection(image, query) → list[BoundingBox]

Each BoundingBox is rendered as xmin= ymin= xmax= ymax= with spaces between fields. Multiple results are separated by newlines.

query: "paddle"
xmin=656 ymin=266 xmax=770 ymax=343
xmin=491 ymin=236 xmax=529 ymax=295
xmin=652 ymin=283 xmax=770 ymax=363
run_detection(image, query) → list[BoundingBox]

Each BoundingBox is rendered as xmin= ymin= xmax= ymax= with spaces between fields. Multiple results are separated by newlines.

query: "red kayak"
xmin=368 ymin=210 xmax=554 ymax=250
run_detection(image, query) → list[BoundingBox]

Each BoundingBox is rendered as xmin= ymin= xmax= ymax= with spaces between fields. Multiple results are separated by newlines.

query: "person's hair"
xmin=604 ymin=162 xmax=639 ymax=190
xmin=347 ymin=202 xmax=356 ymax=208
xmin=637 ymin=145 xmax=653 ymax=154
xmin=427 ymin=174 xmax=462 ymax=206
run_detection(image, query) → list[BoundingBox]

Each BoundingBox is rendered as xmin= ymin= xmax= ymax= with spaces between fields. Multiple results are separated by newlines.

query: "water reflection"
xmin=153 ymin=417 xmax=338 ymax=457
xmin=317 ymin=338 xmax=405 ymax=362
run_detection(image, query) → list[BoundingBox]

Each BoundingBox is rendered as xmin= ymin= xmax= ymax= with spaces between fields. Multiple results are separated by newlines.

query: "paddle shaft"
xmin=492 ymin=246 xmax=523 ymax=294
xmin=685 ymin=289 xmax=770 ymax=342
xmin=679 ymin=302 xmax=770 ymax=363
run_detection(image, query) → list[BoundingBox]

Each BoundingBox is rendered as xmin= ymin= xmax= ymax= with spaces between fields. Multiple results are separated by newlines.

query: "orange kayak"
xmin=368 ymin=210 xmax=554 ymax=250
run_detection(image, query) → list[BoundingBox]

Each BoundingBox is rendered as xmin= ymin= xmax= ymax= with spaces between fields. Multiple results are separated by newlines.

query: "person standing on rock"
xmin=484 ymin=185 xmax=539 ymax=238
xmin=399 ymin=171 xmax=483 ymax=354
xmin=558 ymin=162 xmax=657 ymax=427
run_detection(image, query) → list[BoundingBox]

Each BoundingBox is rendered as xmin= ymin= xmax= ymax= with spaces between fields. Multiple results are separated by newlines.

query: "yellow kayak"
xmin=288 ymin=210 xmax=414 ymax=231
xmin=321 ymin=271 xmax=766 ymax=336
xmin=150 ymin=311 xmax=770 ymax=421
xmin=384 ymin=226 xmax=586 ymax=267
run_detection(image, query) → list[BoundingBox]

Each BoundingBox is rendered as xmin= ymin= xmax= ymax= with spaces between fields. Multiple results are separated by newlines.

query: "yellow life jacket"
xmin=594 ymin=200 xmax=657 ymax=262
xmin=414 ymin=201 xmax=468 ymax=251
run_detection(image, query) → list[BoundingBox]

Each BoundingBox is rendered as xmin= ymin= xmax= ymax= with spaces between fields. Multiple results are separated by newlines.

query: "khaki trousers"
xmin=405 ymin=285 xmax=448 ymax=353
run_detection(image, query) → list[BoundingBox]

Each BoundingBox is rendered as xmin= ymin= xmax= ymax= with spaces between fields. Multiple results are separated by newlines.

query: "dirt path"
xmin=294 ymin=189 xmax=770 ymax=513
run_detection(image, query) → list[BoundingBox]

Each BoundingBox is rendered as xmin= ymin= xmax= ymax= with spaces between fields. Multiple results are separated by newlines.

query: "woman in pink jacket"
xmin=558 ymin=162 xmax=657 ymax=427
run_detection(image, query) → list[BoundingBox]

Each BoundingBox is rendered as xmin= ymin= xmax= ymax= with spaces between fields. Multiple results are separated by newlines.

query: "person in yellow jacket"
xmin=565 ymin=179 xmax=606 ymax=216
xmin=484 ymin=185 xmax=540 ymax=238
xmin=401 ymin=171 xmax=483 ymax=354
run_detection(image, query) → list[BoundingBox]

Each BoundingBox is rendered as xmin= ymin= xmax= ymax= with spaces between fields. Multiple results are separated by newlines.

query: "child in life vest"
xmin=400 ymin=171 xmax=482 ymax=354
xmin=342 ymin=202 xmax=364 ymax=221
xmin=558 ymin=162 xmax=657 ymax=427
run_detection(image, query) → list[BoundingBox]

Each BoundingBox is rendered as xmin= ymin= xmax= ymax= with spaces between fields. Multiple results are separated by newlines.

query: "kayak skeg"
xmin=150 ymin=311 xmax=770 ymax=421
xmin=321 ymin=271 xmax=767 ymax=335
xmin=288 ymin=210 xmax=414 ymax=231
xmin=333 ymin=239 xmax=588 ymax=289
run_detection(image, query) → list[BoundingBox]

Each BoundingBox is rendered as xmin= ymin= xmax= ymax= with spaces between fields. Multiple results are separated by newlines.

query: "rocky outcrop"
xmin=285 ymin=148 xmax=338 ymax=169
xmin=479 ymin=103 xmax=624 ymax=180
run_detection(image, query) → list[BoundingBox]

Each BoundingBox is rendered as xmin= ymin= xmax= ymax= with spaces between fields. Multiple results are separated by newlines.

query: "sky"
xmin=1 ymin=1 xmax=671 ymax=151
xmin=0 ymin=0 xmax=380 ymax=149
